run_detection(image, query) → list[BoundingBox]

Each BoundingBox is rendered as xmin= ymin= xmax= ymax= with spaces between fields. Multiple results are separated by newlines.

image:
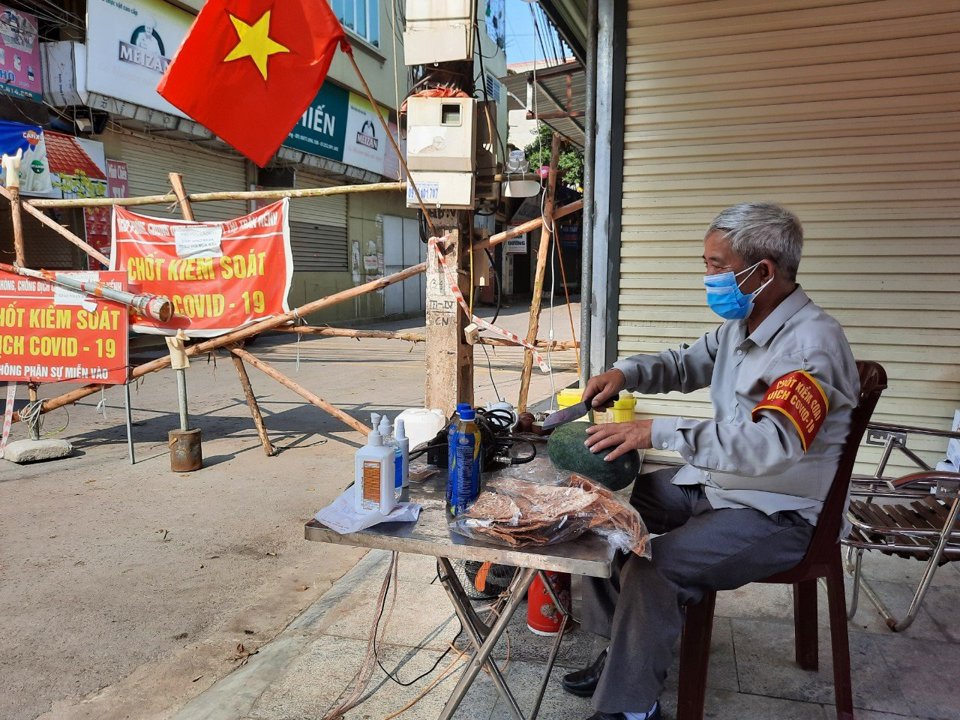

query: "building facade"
xmin=3 ymin=0 xmax=506 ymax=324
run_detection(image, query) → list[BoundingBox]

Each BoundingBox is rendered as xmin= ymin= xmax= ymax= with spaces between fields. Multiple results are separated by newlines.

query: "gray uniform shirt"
xmin=613 ymin=286 xmax=860 ymax=524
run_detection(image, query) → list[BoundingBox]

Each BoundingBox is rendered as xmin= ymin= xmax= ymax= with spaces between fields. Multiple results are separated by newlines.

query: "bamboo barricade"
xmin=8 ymin=173 xmax=582 ymax=432
xmin=10 ymin=260 xmax=428 ymax=424
xmin=9 ymin=194 xmax=583 ymax=426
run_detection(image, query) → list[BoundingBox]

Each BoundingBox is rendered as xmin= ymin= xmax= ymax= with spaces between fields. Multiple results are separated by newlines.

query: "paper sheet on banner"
xmin=314 ymin=486 xmax=421 ymax=535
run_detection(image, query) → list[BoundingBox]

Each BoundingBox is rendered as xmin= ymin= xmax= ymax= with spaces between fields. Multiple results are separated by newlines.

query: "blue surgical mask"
xmin=703 ymin=262 xmax=773 ymax=320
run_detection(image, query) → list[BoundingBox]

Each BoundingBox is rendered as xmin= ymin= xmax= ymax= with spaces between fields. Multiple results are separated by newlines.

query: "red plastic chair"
xmin=677 ymin=360 xmax=888 ymax=720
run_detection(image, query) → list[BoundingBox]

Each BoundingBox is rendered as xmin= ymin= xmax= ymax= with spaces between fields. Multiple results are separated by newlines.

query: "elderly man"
xmin=563 ymin=203 xmax=860 ymax=720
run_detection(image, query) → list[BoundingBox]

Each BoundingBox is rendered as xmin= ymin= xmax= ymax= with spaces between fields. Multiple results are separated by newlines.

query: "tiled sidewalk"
xmin=173 ymin=546 xmax=959 ymax=720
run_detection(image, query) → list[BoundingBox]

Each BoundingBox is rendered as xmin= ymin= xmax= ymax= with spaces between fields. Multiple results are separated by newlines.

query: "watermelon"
xmin=547 ymin=422 xmax=641 ymax=491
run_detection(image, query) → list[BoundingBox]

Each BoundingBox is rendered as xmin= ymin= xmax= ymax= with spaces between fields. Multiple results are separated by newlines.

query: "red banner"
xmin=0 ymin=270 xmax=129 ymax=385
xmin=110 ymin=199 xmax=292 ymax=336
xmin=752 ymin=370 xmax=829 ymax=451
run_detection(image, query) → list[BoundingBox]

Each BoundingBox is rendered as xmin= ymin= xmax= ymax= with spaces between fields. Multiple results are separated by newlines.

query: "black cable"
xmin=484 ymin=247 xmax=502 ymax=325
xmin=372 ymin=560 xmax=464 ymax=687
xmin=479 ymin=345 xmax=502 ymax=402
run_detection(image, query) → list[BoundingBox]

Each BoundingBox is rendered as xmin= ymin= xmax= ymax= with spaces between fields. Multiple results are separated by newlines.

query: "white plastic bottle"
xmin=378 ymin=415 xmax=403 ymax=498
xmin=396 ymin=418 xmax=410 ymax=490
xmin=354 ymin=428 xmax=396 ymax=514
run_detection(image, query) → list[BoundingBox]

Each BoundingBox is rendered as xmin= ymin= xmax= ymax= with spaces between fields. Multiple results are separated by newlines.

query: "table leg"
xmin=437 ymin=560 xmax=537 ymax=720
xmin=528 ymin=570 xmax=572 ymax=719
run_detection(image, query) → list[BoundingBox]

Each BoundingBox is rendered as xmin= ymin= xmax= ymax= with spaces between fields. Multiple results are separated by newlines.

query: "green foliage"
xmin=523 ymin=124 xmax=584 ymax=191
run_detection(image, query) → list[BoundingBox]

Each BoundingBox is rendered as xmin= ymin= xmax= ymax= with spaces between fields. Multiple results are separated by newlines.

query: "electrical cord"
xmin=372 ymin=562 xmax=464 ymax=687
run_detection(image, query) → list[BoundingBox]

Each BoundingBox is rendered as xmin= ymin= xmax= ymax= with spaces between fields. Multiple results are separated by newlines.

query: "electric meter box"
xmin=406 ymin=171 xmax=475 ymax=210
xmin=406 ymin=96 xmax=477 ymax=173
xmin=404 ymin=0 xmax=475 ymax=65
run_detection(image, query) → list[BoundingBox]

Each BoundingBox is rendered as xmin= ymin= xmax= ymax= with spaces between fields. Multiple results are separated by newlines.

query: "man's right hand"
xmin=584 ymin=368 xmax=627 ymax=411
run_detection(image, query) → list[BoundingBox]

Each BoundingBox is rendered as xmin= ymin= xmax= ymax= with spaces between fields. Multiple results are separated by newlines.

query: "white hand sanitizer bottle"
xmin=354 ymin=428 xmax=396 ymax=514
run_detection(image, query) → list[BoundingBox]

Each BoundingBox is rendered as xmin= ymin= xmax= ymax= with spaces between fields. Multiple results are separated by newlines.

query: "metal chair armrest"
xmin=867 ymin=421 xmax=960 ymax=441
xmin=892 ymin=471 xmax=960 ymax=492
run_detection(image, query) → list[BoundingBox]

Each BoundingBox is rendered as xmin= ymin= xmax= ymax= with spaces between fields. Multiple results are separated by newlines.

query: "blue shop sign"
xmin=283 ymin=81 xmax=349 ymax=161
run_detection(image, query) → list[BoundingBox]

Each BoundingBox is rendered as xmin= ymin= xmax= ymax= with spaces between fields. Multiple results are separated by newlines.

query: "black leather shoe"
xmin=562 ymin=647 xmax=607 ymax=697
xmin=586 ymin=706 xmax=661 ymax=720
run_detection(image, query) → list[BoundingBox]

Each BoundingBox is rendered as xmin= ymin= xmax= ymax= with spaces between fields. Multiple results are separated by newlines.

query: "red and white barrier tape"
xmin=1 ymin=382 xmax=17 ymax=457
xmin=429 ymin=237 xmax=550 ymax=372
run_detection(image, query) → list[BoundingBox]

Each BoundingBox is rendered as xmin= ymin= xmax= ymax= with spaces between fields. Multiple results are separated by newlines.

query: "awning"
xmin=501 ymin=59 xmax=586 ymax=149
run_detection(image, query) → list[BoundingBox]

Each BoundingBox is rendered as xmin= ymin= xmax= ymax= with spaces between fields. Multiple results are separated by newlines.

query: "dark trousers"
xmin=583 ymin=467 xmax=815 ymax=713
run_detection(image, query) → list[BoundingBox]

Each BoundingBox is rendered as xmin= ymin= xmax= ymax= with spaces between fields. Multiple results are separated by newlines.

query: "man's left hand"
xmin=584 ymin=420 xmax=654 ymax=461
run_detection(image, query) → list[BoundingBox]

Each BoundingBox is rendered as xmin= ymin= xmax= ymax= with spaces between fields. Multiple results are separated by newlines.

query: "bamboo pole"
xmin=274 ymin=326 xmax=579 ymax=351
xmin=11 ymin=258 xmax=430 ymax=423
xmin=517 ymin=134 xmax=561 ymax=414
xmin=9 ymin=185 xmax=24 ymax=266
xmin=478 ymin=338 xmax=579 ymax=350
xmin=475 ymin=198 xmax=582 ymax=253
xmin=2 ymin=152 xmax=26 ymax=266
xmin=276 ymin=326 xmax=427 ymax=343
xmin=230 ymin=346 xmax=369 ymax=436
xmin=26 ymin=181 xmax=407 ymax=209
xmin=231 ymin=351 xmax=278 ymax=456
xmin=0 ymin=185 xmax=109 ymax=266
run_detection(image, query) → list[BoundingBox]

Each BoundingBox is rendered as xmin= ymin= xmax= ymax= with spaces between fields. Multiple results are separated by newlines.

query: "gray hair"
xmin=708 ymin=203 xmax=803 ymax=281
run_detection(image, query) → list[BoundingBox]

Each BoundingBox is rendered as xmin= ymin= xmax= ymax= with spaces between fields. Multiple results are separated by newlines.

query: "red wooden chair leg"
xmin=826 ymin=560 xmax=854 ymax=720
xmin=677 ymin=591 xmax=716 ymax=720
xmin=793 ymin=579 xmax=819 ymax=670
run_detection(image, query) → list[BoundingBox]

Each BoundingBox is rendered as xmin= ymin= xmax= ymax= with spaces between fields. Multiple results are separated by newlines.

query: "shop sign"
xmin=505 ymin=233 xmax=528 ymax=254
xmin=111 ymin=199 xmax=293 ymax=337
xmin=0 ymin=269 xmax=129 ymax=385
xmin=0 ymin=4 xmax=42 ymax=101
xmin=342 ymin=92 xmax=386 ymax=175
xmin=0 ymin=120 xmax=50 ymax=194
xmin=86 ymin=0 xmax=193 ymax=117
xmin=283 ymin=81 xmax=349 ymax=161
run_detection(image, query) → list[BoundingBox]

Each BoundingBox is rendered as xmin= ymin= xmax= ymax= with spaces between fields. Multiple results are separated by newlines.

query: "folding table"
xmin=305 ymin=463 xmax=616 ymax=720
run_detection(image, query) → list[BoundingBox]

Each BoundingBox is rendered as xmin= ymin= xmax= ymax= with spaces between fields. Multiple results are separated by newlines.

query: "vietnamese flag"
xmin=158 ymin=0 xmax=346 ymax=167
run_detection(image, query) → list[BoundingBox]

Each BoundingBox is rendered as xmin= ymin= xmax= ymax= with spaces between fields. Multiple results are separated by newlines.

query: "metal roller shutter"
xmin=108 ymin=131 xmax=246 ymax=222
xmin=289 ymin=170 xmax=348 ymax=271
xmin=620 ymin=0 xmax=960 ymax=471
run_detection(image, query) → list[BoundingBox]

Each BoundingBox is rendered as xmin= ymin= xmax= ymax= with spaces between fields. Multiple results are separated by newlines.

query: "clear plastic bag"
xmin=449 ymin=473 xmax=651 ymax=558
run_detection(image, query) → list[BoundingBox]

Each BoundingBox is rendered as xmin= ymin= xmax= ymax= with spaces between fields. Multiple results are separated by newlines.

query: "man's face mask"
xmin=703 ymin=261 xmax=773 ymax=320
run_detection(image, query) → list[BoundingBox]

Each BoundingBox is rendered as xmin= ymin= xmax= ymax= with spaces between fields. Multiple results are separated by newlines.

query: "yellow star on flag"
xmin=223 ymin=10 xmax=290 ymax=81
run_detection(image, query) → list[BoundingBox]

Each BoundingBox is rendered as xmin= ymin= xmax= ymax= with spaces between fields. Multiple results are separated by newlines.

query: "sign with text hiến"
xmin=0 ymin=270 xmax=130 ymax=385
xmin=110 ymin=198 xmax=293 ymax=337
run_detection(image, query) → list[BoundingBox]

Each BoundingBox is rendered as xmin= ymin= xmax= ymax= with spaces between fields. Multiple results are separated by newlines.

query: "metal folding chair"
xmin=843 ymin=421 xmax=960 ymax=632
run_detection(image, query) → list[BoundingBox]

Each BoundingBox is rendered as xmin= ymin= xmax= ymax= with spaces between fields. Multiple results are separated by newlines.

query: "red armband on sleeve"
xmin=752 ymin=370 xmax=829 ymax=451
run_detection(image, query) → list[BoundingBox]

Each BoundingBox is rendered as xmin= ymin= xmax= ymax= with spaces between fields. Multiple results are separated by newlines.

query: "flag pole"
xmin=343 ymin=42 xmax=439 ymax=239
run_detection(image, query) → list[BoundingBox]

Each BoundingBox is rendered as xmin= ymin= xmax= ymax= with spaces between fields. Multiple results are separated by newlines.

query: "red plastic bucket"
xmin=526 ymin=571 xmax=571 ymax=636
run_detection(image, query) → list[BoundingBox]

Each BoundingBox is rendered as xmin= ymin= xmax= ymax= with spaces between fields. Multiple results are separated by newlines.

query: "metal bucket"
xmin=169 ymin=428 xmax=202 ymax=472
